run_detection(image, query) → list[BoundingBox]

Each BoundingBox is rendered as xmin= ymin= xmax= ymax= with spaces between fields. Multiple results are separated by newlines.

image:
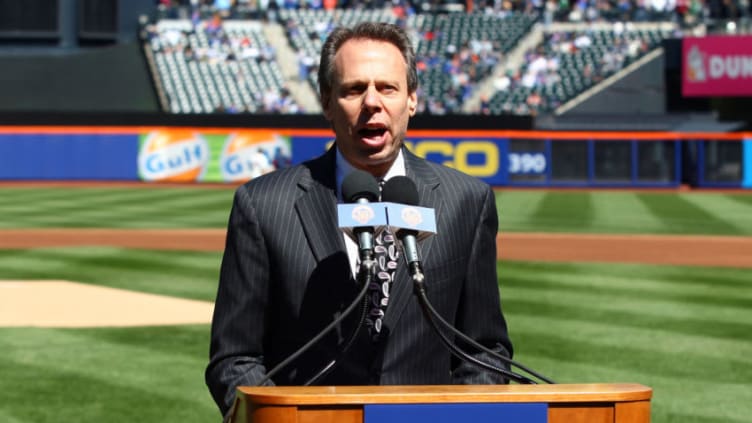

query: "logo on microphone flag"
xmin=384 ymin=203 xmax=437 ymax=240
xmin=400 ymin=207 xmax=423 ymax=227
xmin=352 ymin=205 xmax=376 ymax=225
xmin=337 ymin=203 xmax=388 ymax=228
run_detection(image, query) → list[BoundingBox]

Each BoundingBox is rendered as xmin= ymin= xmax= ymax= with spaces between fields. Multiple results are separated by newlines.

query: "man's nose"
xmin=363 ymin=86 xmax=381 ymax=111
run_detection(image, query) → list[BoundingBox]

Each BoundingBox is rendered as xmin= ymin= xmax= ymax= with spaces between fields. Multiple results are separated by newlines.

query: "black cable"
xmin=302 ymin=258 xmax=374 ymax=386
xmin=413 ymin=283 xmax=536 ymax=384
xmin=256 ymin=259 xmax=373 ymax=386
xmin=414 ymin=278 xmax=556 ymax=385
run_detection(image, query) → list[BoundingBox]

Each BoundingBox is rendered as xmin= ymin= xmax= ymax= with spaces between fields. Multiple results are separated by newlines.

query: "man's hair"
xmin=318 ymin=22 xmax=418 ymax=108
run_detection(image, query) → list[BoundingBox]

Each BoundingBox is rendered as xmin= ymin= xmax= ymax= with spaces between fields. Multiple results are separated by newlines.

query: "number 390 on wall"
xmin=508 ymin=152 xmax=547 ymax=174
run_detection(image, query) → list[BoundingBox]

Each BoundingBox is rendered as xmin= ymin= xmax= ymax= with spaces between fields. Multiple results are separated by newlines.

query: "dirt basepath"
xmin=498 ymin=232 xmax=752 ymax=268
xmin=2 ymin=228 xmax=751 ymax=268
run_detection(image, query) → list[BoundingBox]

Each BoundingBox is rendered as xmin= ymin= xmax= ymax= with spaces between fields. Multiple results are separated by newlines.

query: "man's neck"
xmin=335 ymin=148 xmax=406 ymax=201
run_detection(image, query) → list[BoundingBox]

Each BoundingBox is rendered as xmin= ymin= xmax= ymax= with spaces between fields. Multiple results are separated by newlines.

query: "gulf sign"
xmin=137 ymin=129 xmax=291 ymax=182
xmin=683 ymin=35 xmax=752 ymax=96
xmin=138 ymin=130 xmax=210 ymax=182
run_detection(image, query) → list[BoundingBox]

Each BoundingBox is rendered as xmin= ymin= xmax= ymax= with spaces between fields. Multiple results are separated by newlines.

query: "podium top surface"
xmin=236 ymin=383 xmax=652 ymax=406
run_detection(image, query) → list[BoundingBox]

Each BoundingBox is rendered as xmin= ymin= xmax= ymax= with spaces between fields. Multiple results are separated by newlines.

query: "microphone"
xmin=341 ymin=170 xmax=381 ymax=264
xmin=380 ymin=176 xmax=425 ymax=282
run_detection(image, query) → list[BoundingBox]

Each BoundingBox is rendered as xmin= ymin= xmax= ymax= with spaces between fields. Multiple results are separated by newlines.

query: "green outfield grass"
xmin=495 ymin=190 xmax=752 ymax=235
xmin=1 ymin=186 xmax=752 ymax=234
xmin=0 ymin=249 xmax=749 ymax=423
xmin=1 ymin=186 xmax=751 ymax=422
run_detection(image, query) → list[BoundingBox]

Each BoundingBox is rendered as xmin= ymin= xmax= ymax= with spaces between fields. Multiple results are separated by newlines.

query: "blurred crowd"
xmin=149 ymin=0 xmax=750 ymax=116
xmin=156 ymin=0 xmax=751 ymax=26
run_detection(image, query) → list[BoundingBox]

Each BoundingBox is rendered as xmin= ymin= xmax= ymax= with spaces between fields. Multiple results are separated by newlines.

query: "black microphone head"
xmin=381 ymin=176 xmax=419 ymax=206
xmin=342 ymin=169 xmax=380 ymax=203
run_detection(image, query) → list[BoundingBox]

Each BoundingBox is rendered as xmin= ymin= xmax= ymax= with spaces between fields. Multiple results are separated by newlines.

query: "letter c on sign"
xmin=413 ymin=141 xmax=454 ymax=168
xmin=455 ymin=142 xmax=499 ymax=177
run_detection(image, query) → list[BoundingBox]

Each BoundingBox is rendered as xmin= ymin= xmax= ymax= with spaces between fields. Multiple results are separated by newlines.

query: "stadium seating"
xmin=144 ymin=18 xmax=298 ymax=114
xmin=486 ymin=24 xmax=675 ymax=115
xmin=143 ymin=5 xmax=681 ymax=116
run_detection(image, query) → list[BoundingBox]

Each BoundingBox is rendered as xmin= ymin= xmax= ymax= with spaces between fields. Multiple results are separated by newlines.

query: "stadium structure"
xmin=0 ymin=0 xmax=750 ymax=188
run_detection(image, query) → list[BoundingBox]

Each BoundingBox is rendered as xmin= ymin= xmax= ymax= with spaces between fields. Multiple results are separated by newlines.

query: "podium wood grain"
xmin=232 ymin=384 xmax=652 ymax=423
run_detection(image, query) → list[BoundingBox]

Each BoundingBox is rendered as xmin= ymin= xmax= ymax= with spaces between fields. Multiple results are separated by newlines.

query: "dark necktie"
xmin=365 ymin=179 xmax=400 ymax=338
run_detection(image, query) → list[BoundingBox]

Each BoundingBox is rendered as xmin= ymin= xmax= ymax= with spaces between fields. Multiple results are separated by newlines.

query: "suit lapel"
xmin=295 ymin=148 xmax=346 ymax=263
xmin=382 ymin=148 xmax=442 ymax=332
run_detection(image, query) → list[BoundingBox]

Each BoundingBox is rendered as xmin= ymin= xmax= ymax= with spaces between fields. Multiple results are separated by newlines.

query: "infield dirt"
xmin=1 ymin=228 xmax=750 ymax=268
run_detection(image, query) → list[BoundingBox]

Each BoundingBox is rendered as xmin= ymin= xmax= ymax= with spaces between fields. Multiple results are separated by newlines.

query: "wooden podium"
xmin=230 ymin=383 xmax=652 ymax=423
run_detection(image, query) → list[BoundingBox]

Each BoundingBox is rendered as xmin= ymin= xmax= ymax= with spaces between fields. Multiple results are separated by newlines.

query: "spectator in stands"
xmin=206 ymin=21 xmax=514 ymax=420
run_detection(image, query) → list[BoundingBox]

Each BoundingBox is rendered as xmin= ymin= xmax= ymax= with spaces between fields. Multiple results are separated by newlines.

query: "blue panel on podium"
xmin=364 ymin=402 xmax=547 ymax=423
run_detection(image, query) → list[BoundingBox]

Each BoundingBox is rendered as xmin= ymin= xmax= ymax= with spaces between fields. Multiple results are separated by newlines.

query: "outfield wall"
xmin=0 ymin=126 xmax=750 ymax=189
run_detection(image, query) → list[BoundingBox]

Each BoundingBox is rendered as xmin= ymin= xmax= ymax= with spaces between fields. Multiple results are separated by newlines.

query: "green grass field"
xmin=1 ymin=186 xmax=751 ymax=422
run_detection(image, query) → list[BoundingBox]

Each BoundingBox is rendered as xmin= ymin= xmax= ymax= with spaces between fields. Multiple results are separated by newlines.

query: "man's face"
xmin=323 ymin=38 xmax=417 ymax=177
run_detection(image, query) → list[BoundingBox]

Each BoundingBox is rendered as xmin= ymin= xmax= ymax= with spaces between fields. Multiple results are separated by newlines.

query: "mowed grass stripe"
xmin=529 ymin=191 xmax=594 ymax=232
xmin=499 ymin=262 xmax=752 ymax=361
xmin=636 ymin=192 xmax=741 ymax=235
xmin=3 ymin=187 xmax=752 ymax=235
xmin=501 ymin=265 xmax=752 ymax=308
xmin=496 ymin=190 xmax=547 ymax=232
xmin=503 ymin=274 xmax=750 ymax=331
xmin=507 ymin=296 xmax=750 ymax=342
xmin=510 ymin=325 xmax=752 ymax=423
xmin=0 ymin=248 xmax=220 ymax=301
xmin=0 ymin=326 xmax=216 ymax=423
xmin=0 ymin=187 xmax=234 ymax=228
xmin=496 ymin=190 xmax=752 ymax=235
xmin=587 ymin=192 xmax=666 ymax=233
xmin=497 ymin=261 xmax=752 ymax=297
xmin=501 ymin=261 xmax=752 ymax=306
xmin=727 ymin=193 xmax=752 ymax=207
xmin=681 ymin=193 xmax=752 ymax=235
xmin=507 ymin=313 xmax=750 ymax=381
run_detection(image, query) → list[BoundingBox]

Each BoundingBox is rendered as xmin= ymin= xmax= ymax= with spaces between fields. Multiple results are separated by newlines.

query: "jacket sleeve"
xmin=451 ymin=184 xmax=514 ymax=384
xmin=205 ymin=186 xmax=273 ymax=417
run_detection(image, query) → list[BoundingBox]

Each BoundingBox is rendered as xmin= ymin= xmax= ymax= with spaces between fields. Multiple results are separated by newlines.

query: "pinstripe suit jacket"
xmin=206 ymin=146 xmax=513 ymax=415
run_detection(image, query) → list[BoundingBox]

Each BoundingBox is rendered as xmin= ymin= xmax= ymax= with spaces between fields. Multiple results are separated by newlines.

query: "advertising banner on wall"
xmin=683 ymin=35 xmax=752 ymax=97
xmin=137 ymin=129 xmax=292 ymax=183
xmin=2 ymin=127 xmax=716 ymax=188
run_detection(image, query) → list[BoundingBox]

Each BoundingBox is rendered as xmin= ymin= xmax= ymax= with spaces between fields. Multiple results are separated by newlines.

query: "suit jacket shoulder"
xmin=233 ymin=148 xmax=336 ymax=206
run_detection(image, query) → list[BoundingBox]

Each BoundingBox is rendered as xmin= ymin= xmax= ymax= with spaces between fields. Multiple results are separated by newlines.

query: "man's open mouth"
xmin=358 ymin=127 xmax=387 ymax=138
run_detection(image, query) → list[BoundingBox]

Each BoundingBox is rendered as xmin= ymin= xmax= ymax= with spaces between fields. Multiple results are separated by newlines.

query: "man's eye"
xmin=381 ymin=85 xmax=400 ymax=94
xmin=345 ymin=85 xmax=365 ymax=95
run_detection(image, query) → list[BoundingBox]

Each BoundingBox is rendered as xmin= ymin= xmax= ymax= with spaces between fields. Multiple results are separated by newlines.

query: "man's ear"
xmin=407 ymin=91 xmax=418 ymax=117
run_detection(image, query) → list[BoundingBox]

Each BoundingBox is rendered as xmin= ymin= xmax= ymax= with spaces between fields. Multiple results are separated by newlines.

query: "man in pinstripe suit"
xmin=206 ymin=22 xmax=514 ymax=418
